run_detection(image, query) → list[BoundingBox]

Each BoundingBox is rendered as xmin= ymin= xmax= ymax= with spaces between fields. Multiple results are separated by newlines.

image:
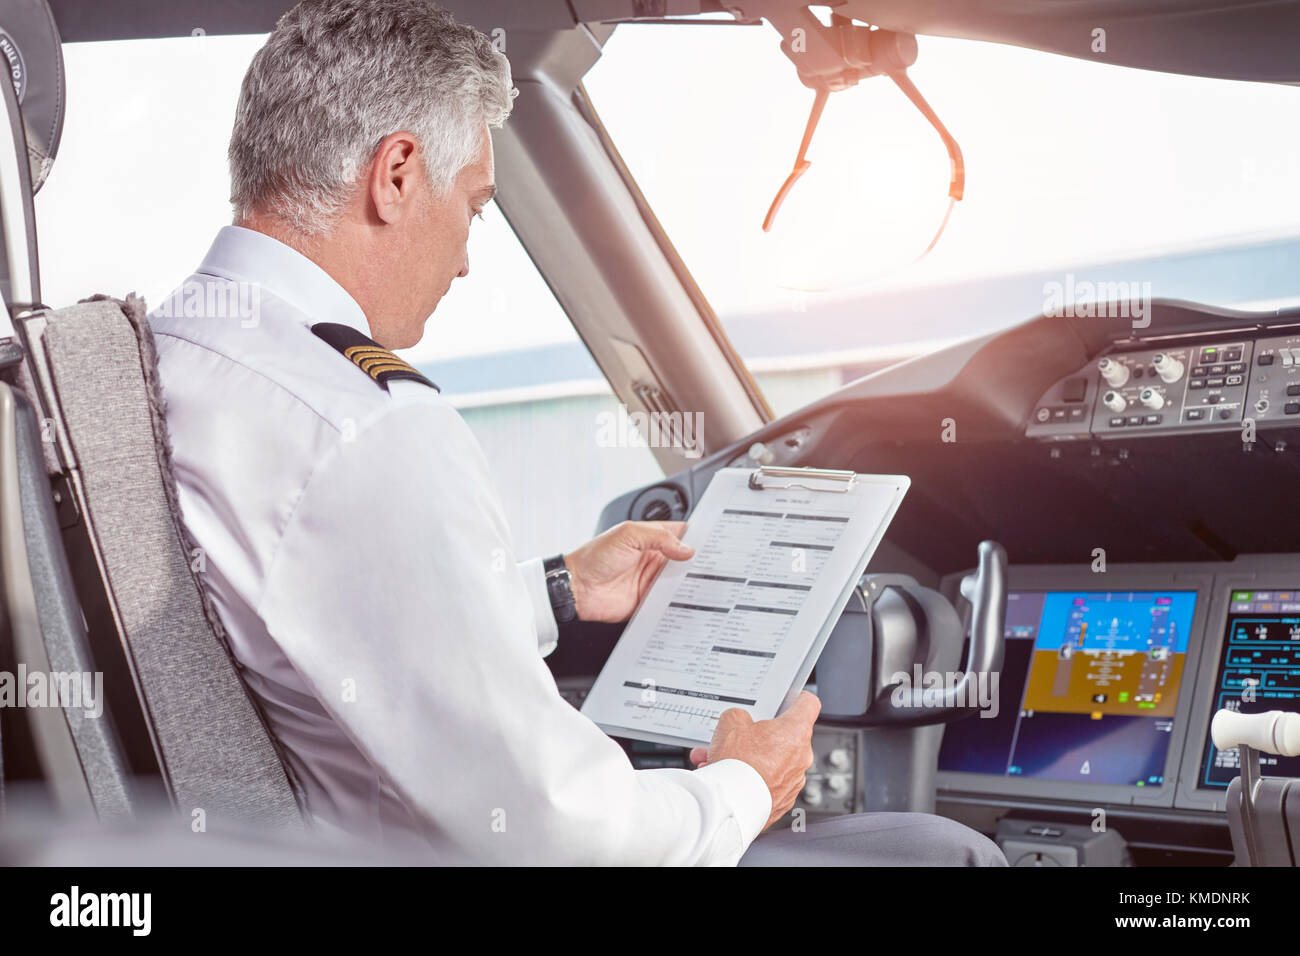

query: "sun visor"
xmin=0 ymin=0 xmax=63 ymax=193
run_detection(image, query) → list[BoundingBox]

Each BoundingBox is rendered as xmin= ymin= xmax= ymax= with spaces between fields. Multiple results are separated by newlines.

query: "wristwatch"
xmin=543 ymin=554 xmax=578 ymax=625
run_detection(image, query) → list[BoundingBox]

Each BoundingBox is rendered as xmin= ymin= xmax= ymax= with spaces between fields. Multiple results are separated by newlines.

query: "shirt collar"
xmin=195 ymin=225 xmax=373 ymax=339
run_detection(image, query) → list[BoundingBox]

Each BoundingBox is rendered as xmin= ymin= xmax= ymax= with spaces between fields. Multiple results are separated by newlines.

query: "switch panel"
xmin=1028 ymin=374 xmax=1098 ymax=439
xmin=1027 ymin=338 xmax=1264 ymax=439
xmin=1088 ymin=341 xmax=1251 ymax=435
xmin=1245 ymin=333 xmax=1300 ymax=423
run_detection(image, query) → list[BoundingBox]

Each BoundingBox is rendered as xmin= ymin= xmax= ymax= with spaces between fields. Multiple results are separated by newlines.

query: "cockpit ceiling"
xmin=45 ymin=0 xmax=1300 ymax=85
xmin=820 ymin=0 xmax=1300 ymax=84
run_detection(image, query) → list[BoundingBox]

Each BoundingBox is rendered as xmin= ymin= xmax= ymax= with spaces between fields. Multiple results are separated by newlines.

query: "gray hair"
xmin=229 ymin=0 xmax=515 ymax=235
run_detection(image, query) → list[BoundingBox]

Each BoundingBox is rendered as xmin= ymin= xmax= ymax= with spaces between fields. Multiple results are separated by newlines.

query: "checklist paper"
xmin=581 ymin=467 xmax=909 ymax=748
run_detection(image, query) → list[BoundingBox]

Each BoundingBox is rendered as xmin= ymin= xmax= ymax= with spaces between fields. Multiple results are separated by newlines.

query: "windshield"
xmin=584 ymin=25 xmax=1300 ymax=413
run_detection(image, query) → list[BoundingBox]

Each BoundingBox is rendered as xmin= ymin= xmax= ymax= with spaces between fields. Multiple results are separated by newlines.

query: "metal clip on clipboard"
xmin=748 ymin=465 xmax=857 ymax=492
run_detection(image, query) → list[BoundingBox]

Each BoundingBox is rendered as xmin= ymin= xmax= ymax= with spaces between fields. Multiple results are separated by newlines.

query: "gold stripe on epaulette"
xmin=359 ymin=361 xmax=419 ymax=379
xmin=343 ymin=345 xmax=394 ymax=363
xmin=359 ymin=362 xmax=418 ymax=379
xmin=340 ymin=344 xmax=420 ymax=381
xmin=356 ymin=354 xmax=416 ymax=373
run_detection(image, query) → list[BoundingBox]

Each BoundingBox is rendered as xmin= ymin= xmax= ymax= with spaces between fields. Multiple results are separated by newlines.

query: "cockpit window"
xmin=584 ymin=26 xmax=1300 ymax=414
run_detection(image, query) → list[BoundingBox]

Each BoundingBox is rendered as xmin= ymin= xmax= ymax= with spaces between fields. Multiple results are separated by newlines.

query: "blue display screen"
xmin=940 ymin=589 xmax=1197 ymax=787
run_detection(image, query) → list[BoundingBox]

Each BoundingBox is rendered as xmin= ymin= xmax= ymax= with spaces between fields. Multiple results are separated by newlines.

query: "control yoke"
xmin=953 ymin=540 xmax=1009 ymax=714
xmin=816 ymin=540 xmax=1007 ymax=727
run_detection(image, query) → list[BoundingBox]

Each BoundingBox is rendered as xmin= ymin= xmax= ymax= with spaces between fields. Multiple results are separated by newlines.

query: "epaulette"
xmin=311 ymin=322 xmax=439 ymax=393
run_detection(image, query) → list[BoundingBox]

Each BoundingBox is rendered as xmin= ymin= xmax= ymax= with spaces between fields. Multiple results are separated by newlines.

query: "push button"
xmin=1224 ymin=348 xmax=1243 ymax=362
xmin=1287 ymin=403 xmax=1300 ymax=415
xmin=1144 ymin=414 xmax=1162 ymax=425
xmin=1259 ymin=353 xmax=1276 ymax=366
xmin=1185 ymin=408 xmax=1206 ymax=420
xmin=1287 ymin=384 xmax=1300 ymax=397
xmin=1109 ymin=416 xmax=1126 ymax=427
xmin=1226 ymin=374 xmax=1243 ymax=386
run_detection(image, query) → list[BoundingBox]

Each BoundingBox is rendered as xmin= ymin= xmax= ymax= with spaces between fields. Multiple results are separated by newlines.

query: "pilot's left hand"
xmin=563 ymin=520 xmax=694 ymax=623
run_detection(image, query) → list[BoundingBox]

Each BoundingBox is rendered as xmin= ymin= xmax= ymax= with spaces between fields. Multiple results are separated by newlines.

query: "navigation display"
xmin=1198 ymin=589 xmax=1300 ymax=789
xmin=939 ymin=589 xmax=1196 ymax=787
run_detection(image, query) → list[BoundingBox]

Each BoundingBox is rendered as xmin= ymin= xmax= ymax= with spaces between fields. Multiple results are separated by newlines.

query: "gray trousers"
xmin=739 ymin=812 xmax=1008 ymax=866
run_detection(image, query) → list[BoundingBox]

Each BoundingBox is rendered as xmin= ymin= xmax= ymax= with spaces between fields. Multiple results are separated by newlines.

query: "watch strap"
xmin=543 ymin=554 xmax=578 ymax=624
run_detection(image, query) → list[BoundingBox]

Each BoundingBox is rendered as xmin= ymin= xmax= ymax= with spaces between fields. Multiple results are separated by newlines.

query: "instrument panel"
xmin=1027 ymin=329 xmax=1300 ymax=440
xmin=937 ymin=557 xmax=1300 ymax=814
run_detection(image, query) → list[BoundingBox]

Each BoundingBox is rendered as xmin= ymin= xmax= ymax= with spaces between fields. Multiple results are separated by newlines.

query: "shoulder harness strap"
xmin=311 ymin=322 xmax=439 ymax=393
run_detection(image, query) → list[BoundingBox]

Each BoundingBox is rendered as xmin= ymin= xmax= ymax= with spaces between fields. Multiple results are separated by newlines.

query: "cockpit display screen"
xmin=1197 ymin=589 xmax=1300 ymax=789
xmin=939 ymin=590 xmax=1196 ymax=787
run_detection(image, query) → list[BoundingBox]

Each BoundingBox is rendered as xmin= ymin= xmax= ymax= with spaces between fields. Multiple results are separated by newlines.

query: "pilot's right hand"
xmin=689 ymin=691 xmax=820 ymax=832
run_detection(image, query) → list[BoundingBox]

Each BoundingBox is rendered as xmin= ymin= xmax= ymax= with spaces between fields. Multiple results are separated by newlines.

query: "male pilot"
xmin=149 ymin=0 xmax=1005 ymax=866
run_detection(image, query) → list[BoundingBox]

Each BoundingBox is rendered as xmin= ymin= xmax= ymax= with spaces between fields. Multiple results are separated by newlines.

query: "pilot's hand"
xmin=689 ymin=691 xmax=820 ymax=832
xmin=563 ymin=520 xmax=693 ymax=623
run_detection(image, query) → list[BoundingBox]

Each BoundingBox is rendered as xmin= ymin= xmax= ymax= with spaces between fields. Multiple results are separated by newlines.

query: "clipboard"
xmin=579 ymin=465 xmax=910 ymax=748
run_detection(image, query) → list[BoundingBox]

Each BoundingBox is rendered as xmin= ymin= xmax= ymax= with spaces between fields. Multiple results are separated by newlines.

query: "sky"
xmin=33 ymin=24 xmax=1300 ymax=367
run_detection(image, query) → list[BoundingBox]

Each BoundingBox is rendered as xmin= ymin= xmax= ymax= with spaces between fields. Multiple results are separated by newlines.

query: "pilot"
xmin=148 ymin=0 xmax=1006 ymax=866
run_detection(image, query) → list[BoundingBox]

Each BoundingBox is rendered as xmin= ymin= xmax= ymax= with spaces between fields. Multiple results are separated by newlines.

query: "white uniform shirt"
xmin=147 ymin=225 xmax=771 ymax=864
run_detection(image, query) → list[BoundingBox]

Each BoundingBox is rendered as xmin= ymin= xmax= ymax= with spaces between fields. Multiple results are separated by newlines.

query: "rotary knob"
xmin=1098 ymin=357 xmax=1130 ymax=388
xmin=1139 ymin=387 xmax=1165 ymax=410
xmin=1102 ymin=390 xmax=1127 ymax=413
xmin=802 ymin=779 xmax=824 ymax=807
xmin=1152 ymin=353 xmax=1184 ymax=384
xmin=827 ymin=747 xmax=851 ymax=771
